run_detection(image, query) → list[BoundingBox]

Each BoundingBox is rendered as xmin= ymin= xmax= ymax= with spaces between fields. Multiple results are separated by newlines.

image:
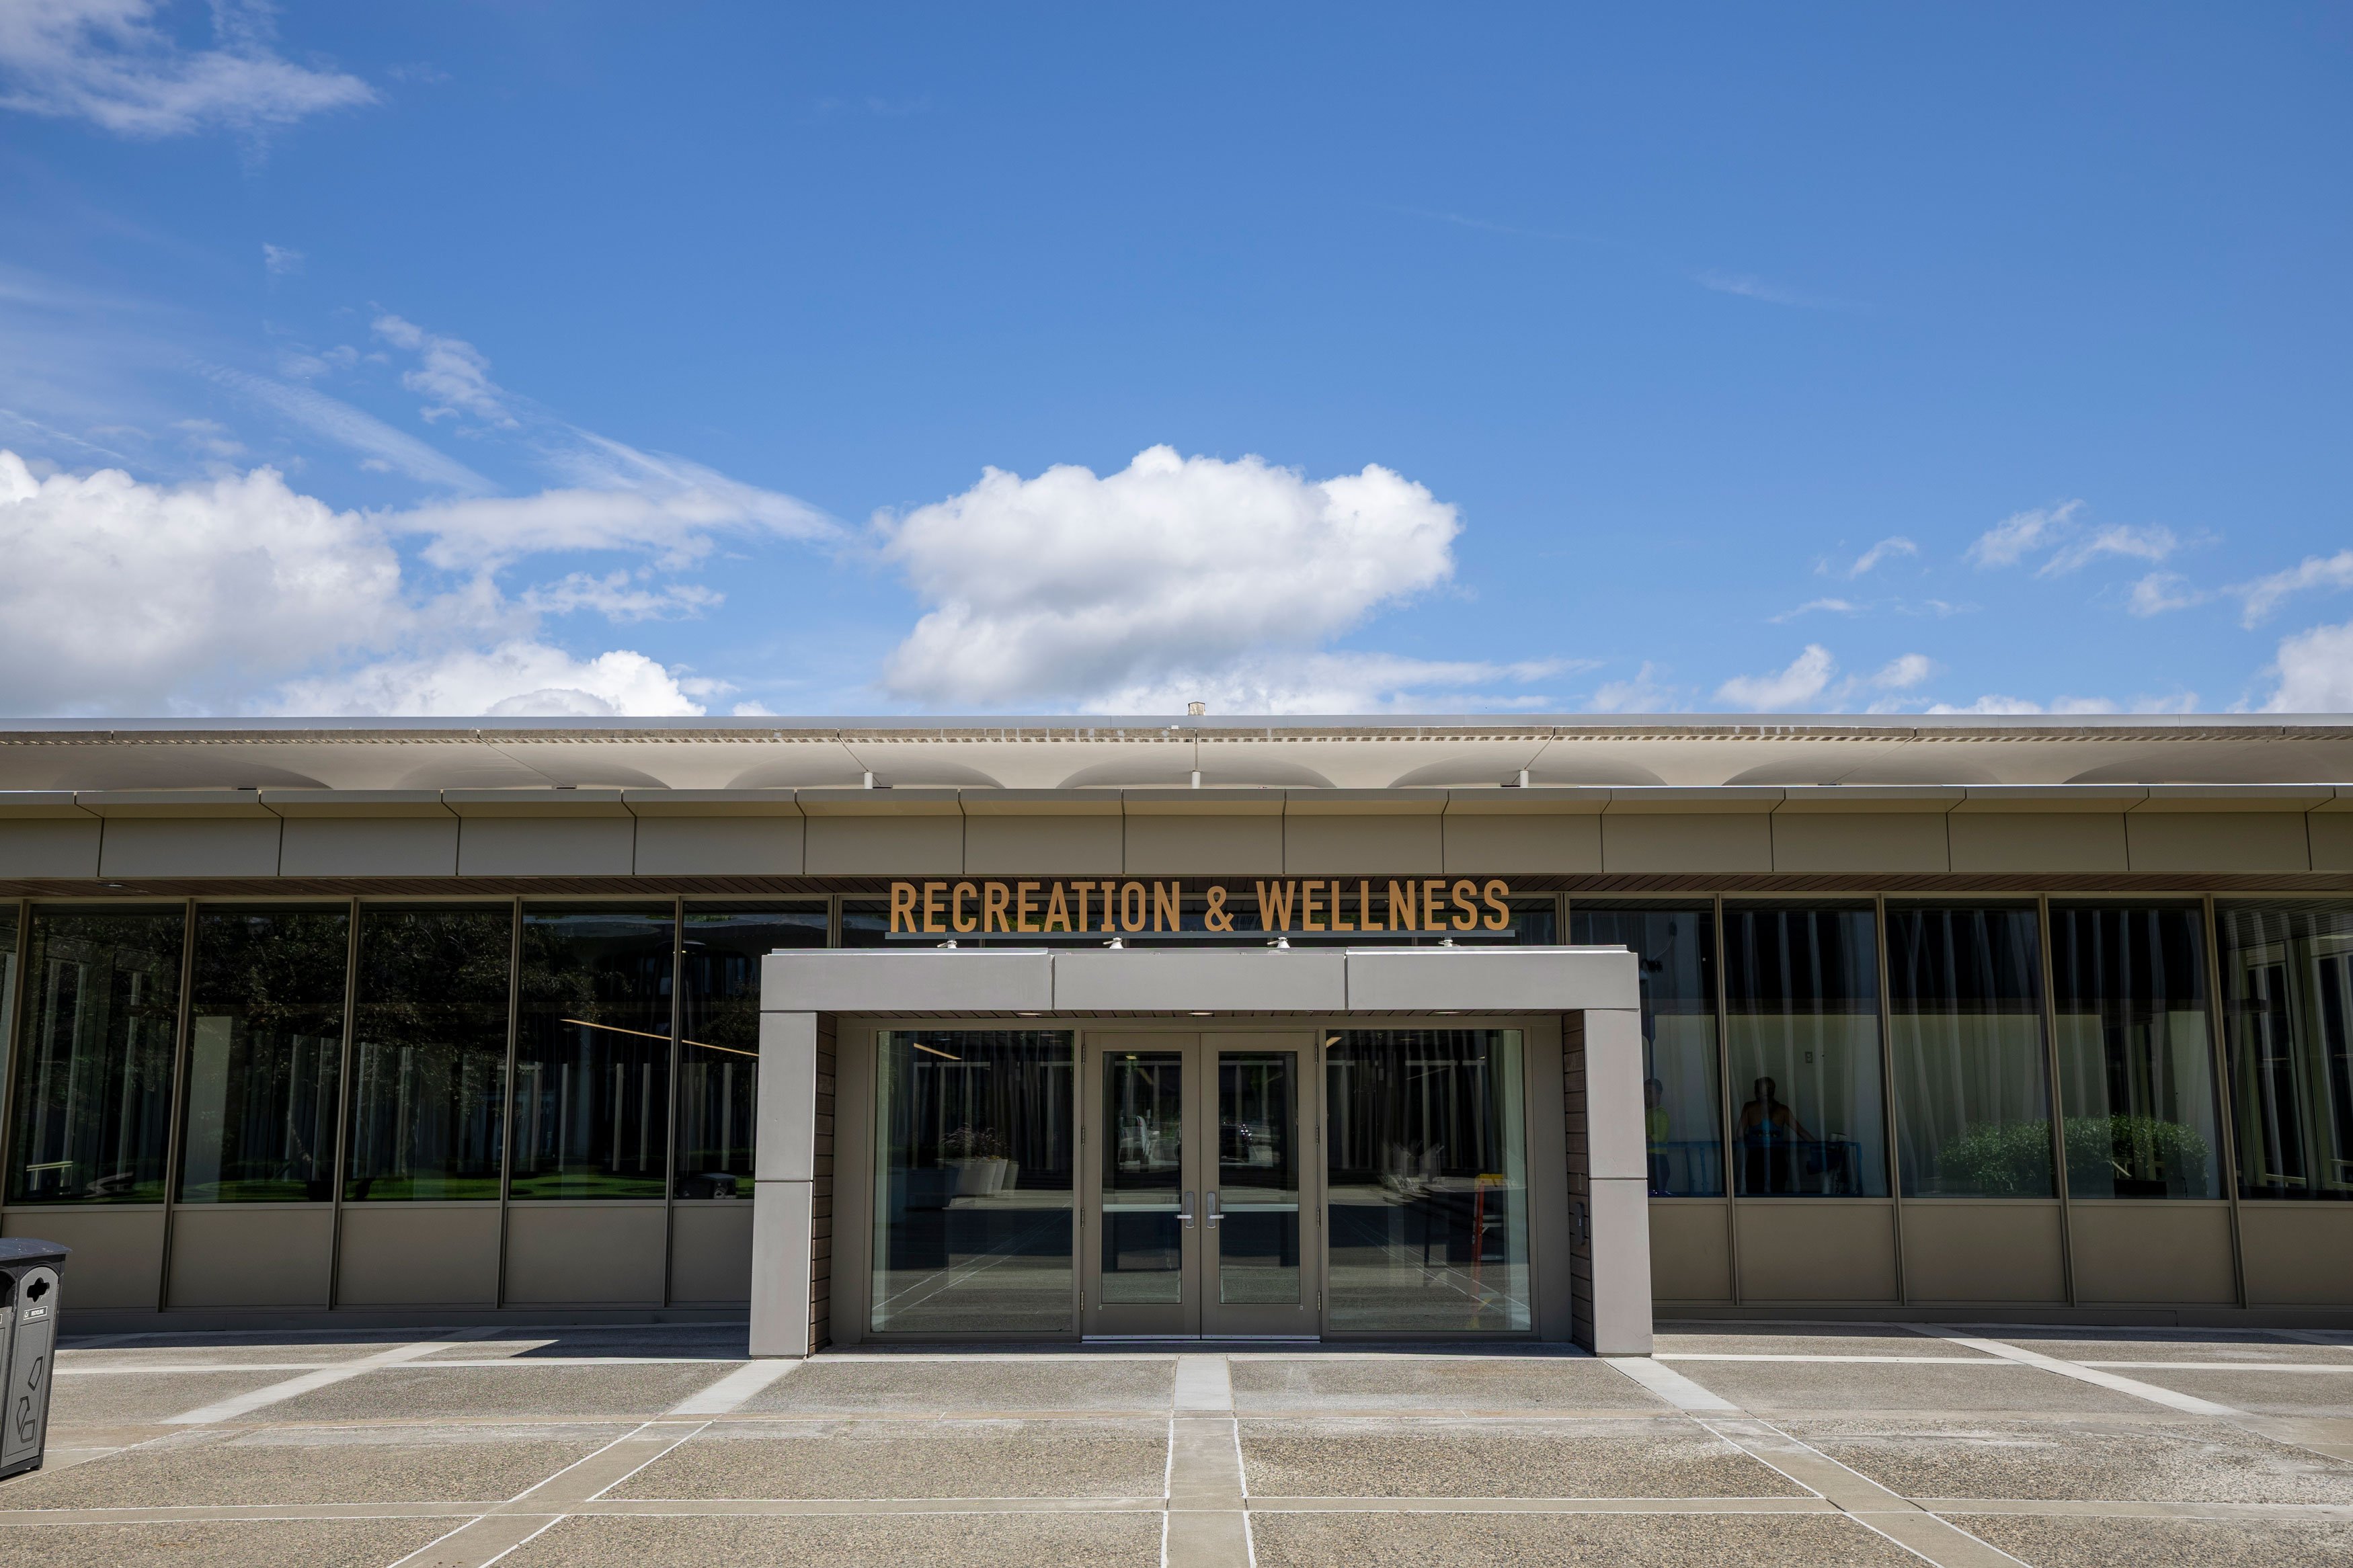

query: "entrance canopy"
xmin=750 ymin=944 xmax=1652 ymax=1356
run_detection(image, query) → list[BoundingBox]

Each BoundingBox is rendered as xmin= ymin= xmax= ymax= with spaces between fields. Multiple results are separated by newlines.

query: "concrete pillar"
xmin=750 ymin=1009 xmax=830 ymax=1356
xmin=1566 ymin=1007 xmax=1654 ymax=1355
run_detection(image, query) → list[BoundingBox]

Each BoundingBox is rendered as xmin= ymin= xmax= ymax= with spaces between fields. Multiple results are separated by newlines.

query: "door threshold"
xmin=1083 ymin=1335 xmax=1320 ymax=1344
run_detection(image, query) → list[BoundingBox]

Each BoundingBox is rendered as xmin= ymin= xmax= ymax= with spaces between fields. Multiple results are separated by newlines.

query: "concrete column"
xmin=1568 ymin=1007 xmax=1654 ymax=1355
xmin=750 ymin=1009 xmax=821 ymax=1357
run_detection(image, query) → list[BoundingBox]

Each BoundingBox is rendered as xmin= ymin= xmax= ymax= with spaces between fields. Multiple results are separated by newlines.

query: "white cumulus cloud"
xmin=0 ymin=0 xmax=374 ymax=138
xmin=0 ymin=448 xmax=402 ymax=710
xmin=274 ymin=642 xmax=703 ymax=718
xmin=1716 ymin=645 xmax=1837 ymax=710
xmin=0 ymin=448 xmax=747 ymax=716
xmin=2264 ymin=620 xmax=2353 ymax=712
xmin=878 ymin=446 xmax=1468 ymax=710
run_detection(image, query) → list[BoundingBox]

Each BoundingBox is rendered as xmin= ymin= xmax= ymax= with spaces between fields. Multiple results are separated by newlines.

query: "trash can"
xmin=0 ymin=1238 xmax=69 ymax=1481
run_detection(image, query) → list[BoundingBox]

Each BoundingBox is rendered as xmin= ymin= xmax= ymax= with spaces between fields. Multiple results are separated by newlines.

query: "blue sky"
xmin=1 ymin=3 xmax=2348 ymax=718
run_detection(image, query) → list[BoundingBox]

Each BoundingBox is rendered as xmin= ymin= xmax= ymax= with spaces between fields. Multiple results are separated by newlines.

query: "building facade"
xmin=3 ymin=714 xmax=2352 ymax=1340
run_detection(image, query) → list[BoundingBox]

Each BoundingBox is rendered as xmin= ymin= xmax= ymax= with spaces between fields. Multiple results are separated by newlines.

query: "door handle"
xmin=1205 ymin=1190 xmax=1221 ymax=1229
xmin=1176 ymin=1191 xmax=1195 ymax=1229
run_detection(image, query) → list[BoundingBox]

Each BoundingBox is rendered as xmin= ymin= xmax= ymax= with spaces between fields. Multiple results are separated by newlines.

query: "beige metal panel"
xmin=620 ymin=788 xmax=801 ymax=817
xmin=2239 ymin=1204 xmax=2353 ymax=1305
xmin=99 ymin=817 xmax=282 ymax=878
xmin=1899 ymin=1201 xmax=2065 ymax=1303
xmin=1947 ymin=813 xmax=2130 ymax=875
xmin=2067 ymin=1202 xmax=2236 ymax=1304
xmin=2138 ymin=784 xmax=2334 ymax=812
xmin=1607 ymin=786 xmax=1783 ymax=813
xmin=77 ymin=788 xmax=276 ymax=819
xmin=1601 ymin=813 xmax=1773 ymax=874
xmin=2312 ymin=814 xmax=2353 ymax=872
xmin=2124 ymin=812 xmax=2311 ymax=874
xmin=335 ymin=1203 xmax=501 ymax=1306
xmin=1052 ymin=948 xmax=1348 ymax=1012
xmin=670 ymin=1202 xmax=755 ymax=1304
xmin=443 ymin=788 xmax=633 ymax=817
xmin=504 ymin=1202 xmax=668 ymax=1305
xmin=166 ymin=1205 xmax=333 ymax=1308
xmin=1282 ymin=788 xmax=1449 ymax=816
xmin=1954 ymin=785 xmax=2148 ymax=812
xmin=803 ymin=814 xmax=965 ymax=875
xmin=1125 ymin=809 xmax=1280 ymax=870
xmin=1773 ymin=786 xmax=1966 ymax=813
xmin=457 ymin=816 xmax=634 ymax=876
xmin=795 ymin=786 xmax=963 ymax=816
xmin=1285 ymin=814 xmax=1444 ymax=874
xmin=1647 ymin=1201 xmax=1732 ymax=1302
xmin=0 ymin=819 xmax=101 ymax=877
xmin=1 ymin=1206 xmax=163 ymax=1311
xmin=1442 ymin=812 xmax=1601 ymax=874
xmin=260 ymin=790 xmax=452 ymax=818
xmin=635 ymin=816 xmax=803 ymax=876
xmin=1733 ymin=1201 xmax=1899 ymax=1303
xmin=0 ymin=791 xmax=93 ymax=819
xmin=963 ymin=814 xmax=1123 ymax=874
xmin=767 ymin=952 xmax=1054 ymax=1014
xmin=280 ymin=817 xmax=460 ymax=877
xmin=1771 ymin=812 xmax=1950 ymax=874
xmin=1345 ymin=950 xmax=1640 ymax=1013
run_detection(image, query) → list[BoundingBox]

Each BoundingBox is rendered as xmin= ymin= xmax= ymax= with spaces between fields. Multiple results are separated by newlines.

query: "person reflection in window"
xmin=1739 ymin=1076 xmax=1814 ymax=1194
xmin=1644 ymin=1077 xmax=1671 ymax=1195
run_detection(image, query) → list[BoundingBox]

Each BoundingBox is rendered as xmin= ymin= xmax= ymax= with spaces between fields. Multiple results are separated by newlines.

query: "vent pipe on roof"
xmin=1187 ymin=700 xmax=1205 ymax=716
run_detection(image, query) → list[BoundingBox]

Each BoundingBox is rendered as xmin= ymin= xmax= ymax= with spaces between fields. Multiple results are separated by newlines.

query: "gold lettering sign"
xmin=887 ymin=879 xmax=1513 ymax=935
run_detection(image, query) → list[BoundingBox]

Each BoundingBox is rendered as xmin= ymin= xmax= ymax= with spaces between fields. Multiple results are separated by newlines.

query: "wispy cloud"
xmin=2232 ymin=550 xmax=2353 ymax=628
xmin=1587 ymin=662 xmax=1680 ymax=713
xmin=1691 ymin=270 xmax=1858 ymax=310
xmin=261 ymin=242 xmax=303 ymax=277
xmin=1842 ymin=536 xmax=1917 ymax=577
xmin=0 ymin=0 xmax=375 ymax=140
xmin=1967 ymin=501 xmax=2081 ymax=567
xmin=2040 ymin=523 xmax=2178 ymax=576
xmin=1771 ymin=597 xmax=1859 ymax=623
xmin=201 ymin=364 xmax=495 ymax=493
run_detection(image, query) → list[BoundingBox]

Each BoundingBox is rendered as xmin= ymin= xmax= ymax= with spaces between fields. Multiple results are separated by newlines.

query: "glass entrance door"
xmin=1084 ymin=1033 xmax=1317 ymax=1337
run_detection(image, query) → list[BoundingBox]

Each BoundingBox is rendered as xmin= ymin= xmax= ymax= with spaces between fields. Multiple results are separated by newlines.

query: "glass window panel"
xmin=1507 ymin=897 xmax=1558 ymax=946
xmin=842 ymin=901 xmax=890 ymax=948
xmin=1724 ymin=905 xmax=1888 ymax=1198
xmin=2051 ymin=905 xmax=2222 ymax=1199
xmin=1101 ymin=1050 xmax=1184 ymax=1304
xmin=345 ymin=906 xmax=511 ymax=1201
xmin=1570 ymin=904 xmax=1722 ymax=1196
xmin=675 ymin=904 xmax=824 ymax=1198
xmin=7 ymin=906 xmax=184 ymax=1204
xmin=1324 ymin=1029 xmax=1530 ymax=1332
xmin=179 ymin=907 xmax=348 ymax=1203
xmin=2219 ymin=903 xmax=2353 ymax=1200
xmin=1217 ymin=1050 xmax=1300 ymax=1305
xmin=873 ymin=1030 xmax=1074 ymax=1334
xmin=512 ymin=906 xmax=674 ymax=1200
xmin=1887 ymin=905 xmax=2054 ymax=1198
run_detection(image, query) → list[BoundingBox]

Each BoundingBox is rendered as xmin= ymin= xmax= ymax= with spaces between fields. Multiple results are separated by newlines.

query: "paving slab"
xmin=1669 ymin=1357 xmax=2154 ymax=1415
xmin=2118 ymin=1368 xmax=2353 ymax=1417
xmin=0 ymin=1518 xmax=454 ymax=1568
xmin=1238 ymin=1416 xmax=1807 ymax=1499
xmin=752 ymin=1359 xmax=1175 ymax=1415
xmin=1992 ymin=1335 xmax=2353 ymax=1366
xmin=59 ymin=1341 xmax=420 ymax=1369
xmin=415 ymin=1327 xmax=751 ymax=1362
xmin=1954 ymin=1512 xmax=2353 ymax=1567
xmin=1248 ymin=1510 xmax=1924 ymax=1567
xmin=1231 ymin=1358 xmax=1660 ymax=1414
xmin=1789 ymin=1417 xmax=2353 ymax=1503
xmin=0 ymin=1422 xmax=623 ymax=1508
xmin=498 ymin=1510 xmax=1163 ymax=1567
xmin=1653 ymin=1331 xmax=1991 ymax=1360
xmin=610 ymin=1418 xmax=1171 ymax=1500
xmin=48 ymin=1369 xmax=298 ymax=1426
xmin=262 ymin=1362 xmax=731 ymax=1421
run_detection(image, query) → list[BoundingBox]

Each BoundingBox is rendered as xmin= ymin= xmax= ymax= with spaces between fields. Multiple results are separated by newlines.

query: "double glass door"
xmin=1084 ymin=1033 xmax=1318 ymax=1337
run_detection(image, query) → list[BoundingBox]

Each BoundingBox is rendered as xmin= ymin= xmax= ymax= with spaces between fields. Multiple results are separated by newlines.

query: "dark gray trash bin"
xmin=0 ymin=1238 xmax=69 ymax=1480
